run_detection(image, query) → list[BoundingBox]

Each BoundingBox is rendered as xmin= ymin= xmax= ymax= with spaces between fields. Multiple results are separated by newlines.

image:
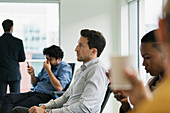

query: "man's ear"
xmin=57 ymin=58 xmax=61 ymax=63
xmin=91 ymin=48 xmax=97 ymax=56
xmin=10 ymin=26 xmax=13 ymax=33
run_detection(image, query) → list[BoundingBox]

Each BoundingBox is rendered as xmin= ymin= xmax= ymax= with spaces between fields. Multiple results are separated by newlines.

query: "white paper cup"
xmin=110 ymin=56 xmax=133 ymax=90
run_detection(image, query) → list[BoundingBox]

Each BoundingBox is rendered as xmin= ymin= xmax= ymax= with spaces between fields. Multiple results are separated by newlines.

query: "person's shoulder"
xmin=87 ymin=60 xmax=108 ymax=78
xmin=0 ymin=33 xmax=22 ymax=42
xmin=60 ymin=61 xmax=69 ymax=65
xmin=59 ymin=61 xmax=72 ymax=68
xmin=91 ymin=59 xmax=107 ymax=70
xmin=87 ymin=59 xmax=109 ymax=82
xmin=12 ymin=36 xmax=22 ymax=42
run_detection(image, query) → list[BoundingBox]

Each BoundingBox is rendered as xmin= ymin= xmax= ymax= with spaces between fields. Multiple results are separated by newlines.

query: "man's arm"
xmin=43 ymin=87 xmax=70 ymax=109
xmin=27 ymin=62 xmax=37 ymax=85
xmin=113 ymin=91 xmax=131 ymax=113
xmin=122 ymin=68 xmax=153 ymax=107
xmin=43 ymin=61 xmax=72 ymax=91
xmin=28 ymin=89 xmax=70 ymax=113
xmin=18 ymin=40 xmax=26 ymax=62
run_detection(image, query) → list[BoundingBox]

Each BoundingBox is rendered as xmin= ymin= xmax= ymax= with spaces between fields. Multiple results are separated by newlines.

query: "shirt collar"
xmin=80 ymin=58 xmax=100 ymax=71
xmin=3 ymin=32 xmax=12 ymax=35
xmin=4 ymin=32 xmax=12 ymax=34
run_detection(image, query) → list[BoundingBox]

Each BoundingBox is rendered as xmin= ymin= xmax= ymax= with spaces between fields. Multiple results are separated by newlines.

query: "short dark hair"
xmin=80 ymin=29 xmax=106 ymax=57
xmin=141 ymin=29 xmax=161 ymax=52
xmin=2 ymin=19 xmax=13 ymax=32
xmin=43 ymin=45 xmax=64 ymax=60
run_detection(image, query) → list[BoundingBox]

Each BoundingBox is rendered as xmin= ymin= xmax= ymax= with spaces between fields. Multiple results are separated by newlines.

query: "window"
xmin=128 ymin=0 xmax=139 ymax=71
xmin=0 ymin=2 xmax=60 ymax=92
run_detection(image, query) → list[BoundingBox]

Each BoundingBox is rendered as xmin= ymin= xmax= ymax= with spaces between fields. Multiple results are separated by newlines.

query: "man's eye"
xmin=145 ymin=57 xmax=150 ymax=59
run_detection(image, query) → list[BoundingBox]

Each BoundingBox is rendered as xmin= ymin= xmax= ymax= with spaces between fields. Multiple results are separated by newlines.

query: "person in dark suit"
xmin=0 ymin=19 xmax=26 ymax=108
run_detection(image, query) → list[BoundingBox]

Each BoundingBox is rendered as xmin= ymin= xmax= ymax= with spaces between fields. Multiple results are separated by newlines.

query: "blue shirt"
xmin=33 ymin=61 xmax=72 ymax=96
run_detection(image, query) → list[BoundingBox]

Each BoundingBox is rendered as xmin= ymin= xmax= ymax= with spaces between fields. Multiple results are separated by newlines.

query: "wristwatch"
xmin=45 ymin=109 xmax=52 ymax=113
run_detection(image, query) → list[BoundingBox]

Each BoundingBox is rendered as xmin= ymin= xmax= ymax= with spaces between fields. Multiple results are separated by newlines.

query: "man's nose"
xmin=75 ymin=45 xmax=79 ymax=51
xmin=142 ymin=59 xmax=148 ymax=66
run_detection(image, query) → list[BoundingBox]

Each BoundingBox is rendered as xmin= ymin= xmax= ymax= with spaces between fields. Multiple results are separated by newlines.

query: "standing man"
xmin=0 ymin=19 xmax=26 ymax=108
xmin=12 ymin=29 xmax=109 ymax=113
xmin=0 ymin=45 xmax=72 ymax=113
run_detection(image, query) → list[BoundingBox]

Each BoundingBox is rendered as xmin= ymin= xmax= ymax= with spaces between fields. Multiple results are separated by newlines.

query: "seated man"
xmin=113 ymin=29 xmax=165 ymax=113
xmin=0 ymin=45 xmax=72 ymax=113
xmin=12 ymin=29 xmax=109 ymax=113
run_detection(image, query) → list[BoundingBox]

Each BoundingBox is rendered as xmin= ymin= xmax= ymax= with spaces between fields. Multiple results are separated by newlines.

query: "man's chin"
xmin=149 ymin=72 xmax=157 ymax=76
xmin=77 ymin=58 xmax=83 ymax=62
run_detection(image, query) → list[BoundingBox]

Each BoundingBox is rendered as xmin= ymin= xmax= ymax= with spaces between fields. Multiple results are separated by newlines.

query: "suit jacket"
xmin=0 ymin=33 xmax=26 ymax=81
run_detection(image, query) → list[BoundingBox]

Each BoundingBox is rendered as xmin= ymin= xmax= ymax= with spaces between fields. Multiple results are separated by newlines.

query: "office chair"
xmin=100 ymin=83 xmax=111 ymax=113
xmin=51 ymin=63 xmax=75 ymax=97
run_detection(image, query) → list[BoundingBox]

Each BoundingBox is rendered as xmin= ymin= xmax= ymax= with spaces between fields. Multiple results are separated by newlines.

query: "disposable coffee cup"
xmin=110 ymin=56 xmax=133 ymax=90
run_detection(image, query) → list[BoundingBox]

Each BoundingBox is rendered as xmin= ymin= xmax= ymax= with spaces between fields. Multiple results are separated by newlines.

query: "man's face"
xmin=140 ymin=42 xmax=164 ymax=76
xmin=46 ymin=55 xmax=59 ymax=67
xmin=75 ymin=36 xmax=93 ymax=64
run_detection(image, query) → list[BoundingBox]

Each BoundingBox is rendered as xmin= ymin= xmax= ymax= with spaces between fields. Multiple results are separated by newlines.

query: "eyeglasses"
xmin=46 ymin=57 xmax=52 ymax=61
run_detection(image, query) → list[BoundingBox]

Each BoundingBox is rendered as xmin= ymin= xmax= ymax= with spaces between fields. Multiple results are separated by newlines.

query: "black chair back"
xmin=68 ymin=63 xmax=75 ymax=76
xmin=62 ymin=63 xmax=75 ymax=91
xmin=100 ymin=83 xmax=111 ymax=113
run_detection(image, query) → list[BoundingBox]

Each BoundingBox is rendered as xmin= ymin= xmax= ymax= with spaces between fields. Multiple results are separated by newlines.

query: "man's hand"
xmin=113 ymin=90 xmax=132 ymax=112
xmin=29 ymin=106 xmax=45 ymax=113
xmin=40 ymin=105 xmax=46 ymax=109
xmin=27 ymin=62 xmax=35 ymax=76
xmin=113 ymin=90 xmax=127 ymax=103
xmin=44 ymin=61 xmax=51 ymax=72
xmin=122 ymin=68 xmax=153 ymax=107
xmin=107 ymin=70 xmax=128 ymax=103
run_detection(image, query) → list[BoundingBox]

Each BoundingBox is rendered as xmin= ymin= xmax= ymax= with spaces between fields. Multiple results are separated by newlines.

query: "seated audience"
xmin=12 ymin=29 xmax=109 ymax=113
xmin=0 ymin=45 xmax=72 ymax=113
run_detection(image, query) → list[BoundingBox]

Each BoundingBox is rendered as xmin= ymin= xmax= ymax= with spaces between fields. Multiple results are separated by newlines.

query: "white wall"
xmin=60 ymin=0 xmax=121 ymax=64
xmin=60 ymin=0 xmax=123 ymax=113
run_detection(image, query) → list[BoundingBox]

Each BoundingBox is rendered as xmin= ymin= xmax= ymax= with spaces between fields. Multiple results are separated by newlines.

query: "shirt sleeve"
xmin=56 ymin=65 xmax=72 ymax=90
xmin=49 ymin=65 xmax=109 ymax=113
xmin=44 ymin=87 xmax=70 ymax=109
xmin=32 ymin=68 xmax=43 ymax=87
xmin=18 ymin=40 xmax=26 ymax=62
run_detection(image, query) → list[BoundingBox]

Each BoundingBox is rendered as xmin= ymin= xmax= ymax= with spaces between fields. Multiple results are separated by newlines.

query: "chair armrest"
xmin=51 ymin=91 xmax=65 ymax=97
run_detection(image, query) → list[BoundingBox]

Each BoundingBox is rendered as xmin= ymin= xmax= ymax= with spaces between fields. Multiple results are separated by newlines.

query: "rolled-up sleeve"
xmin=45 ymin=88 xmax=70 ymax=109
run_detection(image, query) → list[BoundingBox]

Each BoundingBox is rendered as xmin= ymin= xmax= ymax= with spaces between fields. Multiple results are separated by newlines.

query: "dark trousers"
xmin=0 ymin=80 xmax=20 ymax=108
xmin=12 ymin=106 xmax=29 ymax=113
xmin=0 ymin=92 xmax=55 ymax=113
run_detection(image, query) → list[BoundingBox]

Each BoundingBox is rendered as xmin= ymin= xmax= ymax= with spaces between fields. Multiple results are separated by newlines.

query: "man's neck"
xmin=4 ymin=31 xmax=11 ymax=33
xmin=83 ymin=57 xmax=97 ymax=64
